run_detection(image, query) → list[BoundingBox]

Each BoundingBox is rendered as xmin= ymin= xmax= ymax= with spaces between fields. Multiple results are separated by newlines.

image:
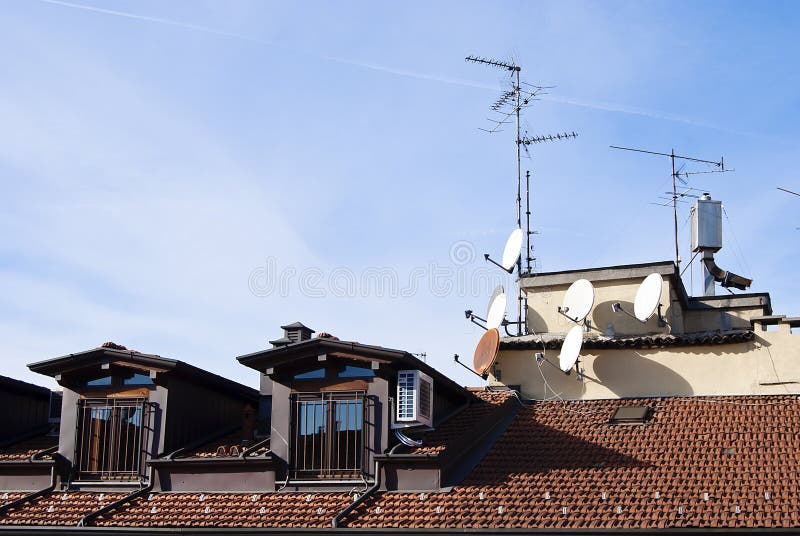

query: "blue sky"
xmin=1 ymin=0 xmax=799 ymax=389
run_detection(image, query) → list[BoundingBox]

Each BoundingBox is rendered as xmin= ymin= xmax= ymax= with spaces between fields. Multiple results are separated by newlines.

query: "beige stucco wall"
xmin=526 ymin=277 xmax=675 ymax=337
xmin=526 ymin=273 xmax=768 ymax=336
xmin=490 ymin=325 xmax=800 ymax=400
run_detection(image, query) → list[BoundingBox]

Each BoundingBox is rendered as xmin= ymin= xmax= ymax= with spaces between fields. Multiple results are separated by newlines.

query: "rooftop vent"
xmin=270 ymin=322 xmax=315 ymax=347
xmin=609 ymin=405 xmax=651 ymax=425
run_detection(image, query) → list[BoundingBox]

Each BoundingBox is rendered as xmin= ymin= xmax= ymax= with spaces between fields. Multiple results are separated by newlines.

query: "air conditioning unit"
xmin=395 ymin=370 xmax=433 ymax=428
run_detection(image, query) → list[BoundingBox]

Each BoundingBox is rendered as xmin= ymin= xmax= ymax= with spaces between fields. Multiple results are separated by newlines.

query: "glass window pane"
xmin=123 ymin=372 xmax=154 ymax=386
xmin=338 ymin=365 xmax=375 ymax=378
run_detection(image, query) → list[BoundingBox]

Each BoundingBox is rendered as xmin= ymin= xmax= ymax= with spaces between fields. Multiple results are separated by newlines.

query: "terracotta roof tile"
xmin=345 ymin=395 xmax=800 ymax=529
xmin=179 ymin=430 xmax=268 ymax=459
xmin=0 ymin=435 xmax=57 ymax=462
xmin=501 ymin=329 xmax=755 ymax=350
xmin=0 ymin=492 xmax=126 ymax=526
xmin=92 ymin=493 xmax=351 ymax=528
xmin=4 ymin=394 xmax=800 ymax=529
xmin=410 ymin=390 xmax=515 ymax=455
xmin=0 ymin=493 xmax=27 ymax=508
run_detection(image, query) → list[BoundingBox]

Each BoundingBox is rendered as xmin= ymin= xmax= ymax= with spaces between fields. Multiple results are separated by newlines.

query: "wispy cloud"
xmin=37 ymin=0 xmax=747 ymax=134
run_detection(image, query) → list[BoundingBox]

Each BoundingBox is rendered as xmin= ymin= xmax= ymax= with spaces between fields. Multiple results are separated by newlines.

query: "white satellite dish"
xmin=559 ymin=325 xmax=584 ymax=372
xmin=634 ymin=273 xmax=663 ymax=322
xmin=486 ymin=285 xmax=507 ymax=330
xmin=501 ymin=228 xmax=524 ymax=271
xmin=560 ymin=279 xmax=595 ymax=323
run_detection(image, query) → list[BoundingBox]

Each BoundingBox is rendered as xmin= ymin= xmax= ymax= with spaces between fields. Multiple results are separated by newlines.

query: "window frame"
xmin=289 ymin=390 xmax=367 ymax=482
xmin=73 ymin=397 xmax=152 ymax=483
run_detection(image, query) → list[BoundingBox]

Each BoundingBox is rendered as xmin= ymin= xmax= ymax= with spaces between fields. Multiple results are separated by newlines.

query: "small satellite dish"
xmin=560 ymin=279 xmax=595 ymax=323
xmin=501 ymin=228 xmax=524 ymax=271
xmin=559 ymin=325 xmax=583 ymax=372
xmin=486 ymin=286 xmax=507 ymax=330
xmin=473 ymin=328 xmax=500 ymax=376
xmin=634 ymin=273 xmax=663 ymax=322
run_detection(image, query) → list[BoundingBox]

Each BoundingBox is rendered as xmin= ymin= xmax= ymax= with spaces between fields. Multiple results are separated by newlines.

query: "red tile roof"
xmin=93 ymin=493 xmax=352 ymax=528
xmin=0 ymin=492 xmax=125 ymax=526
xmin=0 ymin=493 xmax=27 ymax=508
xmin=3 ymin=394 xmax=800 ymax=529
xmin=0 ymin=435 xmax=57 ymax=462
xmin=344 ymin=395 xmax=800 ymax=529
xmin=410 ymin=390 xmax=515 ymax=455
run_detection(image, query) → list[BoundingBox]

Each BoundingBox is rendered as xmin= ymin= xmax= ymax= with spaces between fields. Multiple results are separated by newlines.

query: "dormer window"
xmin=78 ymin=369 xmax=154 ymax=389
xmin=75 ymin=398 xmax=152 ymax=482
xmin=290 ymin=391 xmax=365 ymax=481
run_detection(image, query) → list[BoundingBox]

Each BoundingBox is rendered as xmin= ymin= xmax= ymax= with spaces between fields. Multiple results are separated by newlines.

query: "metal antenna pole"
xmin=525 ymin=169 xmax=532 ymax=274
xmin=465 ymin=56 xmax=577 ymax=337
xmin=514 ymin=68 xmax=523 ymax=336
xmin=523 ymin=169 xmax=531 ymax=336
xmin=609 ymin=144 xmax=732 ymax=269
xmin=671 ymin=149 xmax=679 ymax=267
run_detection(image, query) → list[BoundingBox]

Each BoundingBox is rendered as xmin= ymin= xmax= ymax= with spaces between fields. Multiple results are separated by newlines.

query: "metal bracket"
xmin=611 ymin=302 xmax=668 ymax=327
xmin=484 ymin=253 xmax=514 ymax=274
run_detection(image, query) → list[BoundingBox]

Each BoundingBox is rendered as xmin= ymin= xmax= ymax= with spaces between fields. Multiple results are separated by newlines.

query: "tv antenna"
xmin=778 ymin=186 xmax=800 ymax=197
xmin=610 ymin=145 xmax=733 ymax=267
xmin=466 ymin=55 xmax=577 ymax=335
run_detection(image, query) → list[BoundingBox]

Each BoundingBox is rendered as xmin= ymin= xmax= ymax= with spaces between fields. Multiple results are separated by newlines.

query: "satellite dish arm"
xmin=612 ymin=302 xmax=668 ymax=327
xmin=464 ymin=310 xmax=488 ymax=330
xmin=484 ymin=253 xmax=515 ymax=274
xmin=453 ymin=354 xmax=489 ymax=379
xmin=557 ymin=306 xmax=581 ymax=324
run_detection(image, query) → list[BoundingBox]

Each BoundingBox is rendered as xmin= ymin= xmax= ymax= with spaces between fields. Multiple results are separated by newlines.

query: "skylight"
xmin=609 ymin=405 xmax=651 ymax=425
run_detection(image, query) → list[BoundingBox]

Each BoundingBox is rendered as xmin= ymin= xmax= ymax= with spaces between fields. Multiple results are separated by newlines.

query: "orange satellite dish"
xmin=473 ymin=328 xmax=500 ymax=376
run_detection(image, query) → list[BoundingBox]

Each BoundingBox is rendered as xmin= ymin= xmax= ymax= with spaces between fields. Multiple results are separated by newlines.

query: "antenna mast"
xmin=466 ymin=55 xmax=576 ymax=335
xmin=465 ymin=56 xmax=525 ymax=335
xmin=610 ymin=145 xmax=732 ymax=267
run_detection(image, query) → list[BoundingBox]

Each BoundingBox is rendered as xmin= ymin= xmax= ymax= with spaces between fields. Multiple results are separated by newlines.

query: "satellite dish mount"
xmin=612 ymin=273 xmax=667 ymax=327
xmin=557 ymin=279 xmax=595 ymax=330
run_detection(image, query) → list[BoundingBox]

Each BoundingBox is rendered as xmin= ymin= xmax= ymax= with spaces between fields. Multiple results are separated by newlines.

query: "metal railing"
xmin=290 ymin=391 xmax=366 ymax=480
xmin=74 ymin=398 xmax=151 ymax=482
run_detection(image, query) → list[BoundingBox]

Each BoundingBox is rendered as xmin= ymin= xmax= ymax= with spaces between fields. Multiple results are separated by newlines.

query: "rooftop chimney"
xmin=269 ymin=322 xmax=315 ymax=347
xmin=690 ymin=194 xmax=752 ymax=296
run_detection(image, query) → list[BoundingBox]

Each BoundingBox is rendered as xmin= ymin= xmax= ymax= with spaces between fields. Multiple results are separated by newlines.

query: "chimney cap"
xmin=280 ymin=322 xmax=314 ymax=333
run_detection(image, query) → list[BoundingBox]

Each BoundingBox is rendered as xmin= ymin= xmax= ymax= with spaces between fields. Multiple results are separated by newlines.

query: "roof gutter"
xmin=77 ymin=466 xmax=154 ymax=527
xmin=0 ymin=466 xmax=57 ymax=517
xmin=0 ymin=526 xmax=797 ymax=534
xmin=0 ymin=444 xmax=61 ymax=514
xmin=331 ymin=459 xmax=380 ymax=529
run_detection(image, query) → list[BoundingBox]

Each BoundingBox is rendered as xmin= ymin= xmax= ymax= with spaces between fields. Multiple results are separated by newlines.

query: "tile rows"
xmin=0 ymin=435 xmax=57 ymax=462
xmin=93 ymin=493 xmax=351 ymax=528
xmin=345 ymin=395 xmax=800 ymax=528
xmin=1 ymin=394 xmax=799 ymax=528
xmin=412 ymin=389 xmax=515 ymax=454
xmin=501 ymin=329 xmax=755 ymax=350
